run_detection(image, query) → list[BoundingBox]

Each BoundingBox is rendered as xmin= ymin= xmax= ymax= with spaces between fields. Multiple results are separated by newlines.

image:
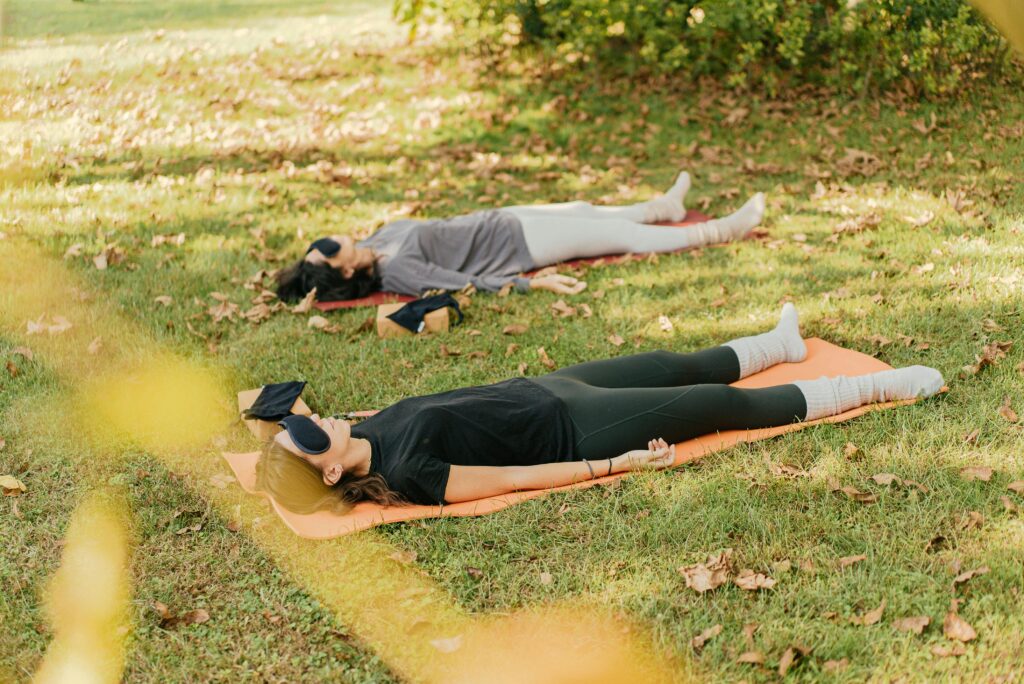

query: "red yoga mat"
xmin=312 ymin=210 xmax=712 ymax=312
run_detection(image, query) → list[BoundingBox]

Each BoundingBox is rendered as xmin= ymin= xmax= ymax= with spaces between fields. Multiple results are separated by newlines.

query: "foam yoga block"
xmin=222 ymin=339 xmax=939 ymax=539
xmin=312 ymin=210 xmax=713 ymax=311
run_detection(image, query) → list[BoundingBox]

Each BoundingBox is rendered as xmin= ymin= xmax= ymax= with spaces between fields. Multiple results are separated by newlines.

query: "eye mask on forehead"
xmin=307 ymin=237 xmax=341 ymax=257
xmin=241 ymin=381 xmax=307 ymax=422
xmin=278 ymin=415 xmax=330 ymax=455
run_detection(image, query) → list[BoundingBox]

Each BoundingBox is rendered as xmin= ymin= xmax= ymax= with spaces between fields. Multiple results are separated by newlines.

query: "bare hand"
xmin=529 ymin=273 xmax=588 ymax=295
xmin=623 ymin=438 xmax=676 ymax=471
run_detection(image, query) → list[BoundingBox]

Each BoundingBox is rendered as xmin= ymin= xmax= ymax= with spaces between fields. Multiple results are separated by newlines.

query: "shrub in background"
xmin=395 ymin=0 xmax=1018 ymax=97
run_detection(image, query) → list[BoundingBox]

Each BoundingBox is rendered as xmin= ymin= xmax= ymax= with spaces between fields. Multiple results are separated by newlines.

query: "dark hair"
xmin=275 ymin=260 xmax=381 ymax=303
xmin=255 ymin=441 xmax=405 ymax=514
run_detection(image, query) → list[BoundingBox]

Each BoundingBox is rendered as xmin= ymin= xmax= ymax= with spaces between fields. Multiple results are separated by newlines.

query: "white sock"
xmin=687 ymin=193 xmax=765 ymax=245
xmin=724 ymin=302 xmax=807 ymax=378
xmin=640 ymin=171 xmax=691 ymax=223
xmin=794 ymin=366 xmax=944 ymax=420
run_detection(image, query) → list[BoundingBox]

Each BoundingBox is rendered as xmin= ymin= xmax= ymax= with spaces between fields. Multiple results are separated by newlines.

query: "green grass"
xmin=2 ymin=1 xmax=1024 ymax=681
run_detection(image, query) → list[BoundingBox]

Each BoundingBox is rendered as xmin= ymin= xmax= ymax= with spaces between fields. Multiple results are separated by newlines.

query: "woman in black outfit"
xmin=257 ymin=305 xmax=943 ymax=512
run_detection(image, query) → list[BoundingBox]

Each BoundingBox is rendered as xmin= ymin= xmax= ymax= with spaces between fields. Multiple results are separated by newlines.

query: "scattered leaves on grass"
xmin=943 ymin=612 xmax=977 ymax=642
xmin=959 ymin=511 xmax=984 ymax=530
xmin=836 ymin=148 xmax=883 ymax=177
xmin=11 ymin=346 xmax=33 ymax=361
xmin=657 ymin=315 xmax=674 ymax=333
xmin=960 ymin=466 xmax=993 ymax=482
xmin=550 ymin=300 xmax=576 ymax=318
xmin=831 ymin=482 xmax=878 ymax=503
xmin=607 ymin=333 xmax=625 ymax=347
xmin=1 ymin=475 xmax=27 ymax=496
xmin=838 ymin=554 xmax=867 ymax=569
xmin=290 ymin=288 xmax=317 ymax=314
xmin=678 ymin=549 xmax=733 ymax=593
xmin=502 ymin=324 xmax=528 ymax=335
xmin=893 ymin=616 xmax=931 ymax=635
xmin=952 ymin=566 xmax=989 ymax=587
xmin=26 ymin=314 xmax=73 ymax=336
xmin=439 ymin=344 xmax=461 ymax=358
xmin=850 ymin=600 xmax=885 ymax=626
xmin=152 ymin=601 xmax=210 ymax=629
xmin=777 ymin=645 xmax=812 ymax=676
xmin=537 ymin=347 xmax=556 ymax=370
xmin=833 ymin=212 xmax=882 ymax=236
xmin=208 ymin=473 xmax=235 ymax=489
xmin=307 ymin=315 xmax=342 ymax=333
xmin=844 ymin=442 xmax=860 ymax=458
xmin=997 ymin=396 xmax=1018 ymax=423
xmin=154 ymin=295 xmax=173 ymax=307
xmin=870 ymin=473 xmax=900 ymax=486
xmin=962 ymin=341 xmax=1012 ymax=376
xmin=734 ymin=569 xmax=776 ymax=591
xmin=87 ymin=337 xmax=103 ymax=355
xmin=690 ymin=624 xmax=721 ymax=651
xmin=1007 ymin=481 xmax=1024 ymax=494
xmin=539 ymin=571 xmax=553 ymax=586
xmin=1000 ymin=495 xmax=1019 ymax=513
xmin=207 ymin=293 xmax=239 ymax=323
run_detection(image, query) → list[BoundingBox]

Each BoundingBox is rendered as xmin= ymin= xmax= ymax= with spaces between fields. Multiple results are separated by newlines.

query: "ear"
xmin=341 ymin=266 xmax=354 ymax=279
xmin=322 ymin=463 xmax=343 ymax=486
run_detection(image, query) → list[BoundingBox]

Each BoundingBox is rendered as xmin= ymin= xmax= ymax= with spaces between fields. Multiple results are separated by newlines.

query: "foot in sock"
xmin=724 ymin=302 xmax=807 ymax=378
xmin=794 ymin=365 xmax=944 ymax=421
xmin=692 ymin=192 xmax=765 ymax=244
xmin=641 ymin=171 xmax=691 ymax=223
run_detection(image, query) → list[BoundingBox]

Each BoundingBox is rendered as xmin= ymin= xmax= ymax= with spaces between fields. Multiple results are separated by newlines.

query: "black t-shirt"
xmin=351 ymin=378 xmax=576 ymax=505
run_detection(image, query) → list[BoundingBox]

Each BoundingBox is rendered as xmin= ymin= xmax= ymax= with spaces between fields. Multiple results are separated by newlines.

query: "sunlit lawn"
xmin=2 ymin=1 xmax=1024 ymax=681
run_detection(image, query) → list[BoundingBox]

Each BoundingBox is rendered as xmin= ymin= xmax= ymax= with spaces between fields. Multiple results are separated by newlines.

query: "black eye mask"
xmin=278 ymin=415 xmax=331 ymax=455
xmin=242 ymin=380 xmax=307 ymax=422
xmin=386 ymin=293 xmax=464 ymax=334
xmin=307 ymin=237 xmax=341 ymax=257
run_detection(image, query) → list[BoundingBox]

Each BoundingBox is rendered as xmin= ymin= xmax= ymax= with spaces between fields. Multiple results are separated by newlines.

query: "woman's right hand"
xmin=617 ymin=438 xmax=676 ymax=472
xmin=529 ymin=273 xmax=588 ymax=295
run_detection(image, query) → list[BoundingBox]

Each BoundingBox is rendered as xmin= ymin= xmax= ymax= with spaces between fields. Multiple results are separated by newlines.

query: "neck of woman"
xmin=348 ymin=437 xmax=373 ymax=477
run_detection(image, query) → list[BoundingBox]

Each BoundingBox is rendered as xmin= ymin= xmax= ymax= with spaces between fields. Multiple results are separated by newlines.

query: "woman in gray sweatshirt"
xmin=275 ymin=171 xmax=765 ymax=302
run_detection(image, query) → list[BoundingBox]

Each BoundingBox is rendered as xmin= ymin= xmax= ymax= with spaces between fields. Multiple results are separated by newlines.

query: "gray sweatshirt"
xmin=358 ymin=210 xmax=535 ymax=296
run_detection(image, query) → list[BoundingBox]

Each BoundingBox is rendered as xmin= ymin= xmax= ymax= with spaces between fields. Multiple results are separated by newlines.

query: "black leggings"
xmin=531 ymin=346 xmax=808 ymax=460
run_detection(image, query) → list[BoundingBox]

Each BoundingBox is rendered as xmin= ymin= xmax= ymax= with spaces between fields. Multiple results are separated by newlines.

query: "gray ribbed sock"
xmin=793 ymin=366 xmax=944 ymax=420
xmin=724 ymin=302 xmax=806 ymax=378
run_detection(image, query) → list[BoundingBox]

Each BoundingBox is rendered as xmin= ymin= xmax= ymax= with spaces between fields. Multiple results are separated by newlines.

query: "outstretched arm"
xmin=443 ymin=439 xmax=674 ymax=503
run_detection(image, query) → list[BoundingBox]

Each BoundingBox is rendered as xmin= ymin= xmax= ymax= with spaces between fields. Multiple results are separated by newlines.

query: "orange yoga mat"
xmin=223 ymin=338 xmax=919 ymax=539
xmin=311 ymin=210 xmax=712 ymax=311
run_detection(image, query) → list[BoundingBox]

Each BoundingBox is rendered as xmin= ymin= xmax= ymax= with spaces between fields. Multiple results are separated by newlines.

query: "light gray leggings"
xmin=504 ymin=201 xmax=711 ymax=266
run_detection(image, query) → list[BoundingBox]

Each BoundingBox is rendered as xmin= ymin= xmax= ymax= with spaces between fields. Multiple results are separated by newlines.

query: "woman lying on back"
xmin=257 ymin=305 xmax=944 ymax=512
xmin=275 ymin=171 xmax=766 ymax=301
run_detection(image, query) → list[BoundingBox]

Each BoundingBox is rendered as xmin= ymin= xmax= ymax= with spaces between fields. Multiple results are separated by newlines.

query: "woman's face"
xmin=274 ymin=414 xmax=350 ymax=485
xmin=306 ymin=235 xmax=370 ymax=278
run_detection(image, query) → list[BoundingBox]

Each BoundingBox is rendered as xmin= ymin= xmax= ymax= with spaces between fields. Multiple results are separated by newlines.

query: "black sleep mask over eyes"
xmin=386 ymin=293 xmax=464 ymax=334
xmin=278 ymin=414 xmax=330 ymax=455
xmin=241 ymin=380 xmax=307 ymax=422
xmin=306 ymin=237 xmax=341 ymax=257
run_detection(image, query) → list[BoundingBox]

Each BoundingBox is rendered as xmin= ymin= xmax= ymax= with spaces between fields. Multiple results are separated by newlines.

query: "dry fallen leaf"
xmin=1007 ymin=481 xmax=1024 ymax=494
xmin=1 ymin=475 xmax=27 ymax=496
xmin=962 ymin=340 xmax=1012 ymax=375
xmin=502 ymin=324 xmax=528 ymax=335
xmin=892 ymin=616 xmax=930 ymax=635
xmin=734 ymin=569 xmax=776 ymax=591
xmin=844 ymin=442 xmax=860 ymax=458
xmin=550 ymin=300 xmax=576 ymax=318
xmin=87 ymin=337 xmax=103 ymax=355
xmin=657 ymin=315 xmax=674 ymax=333
xmin=11 ymin=346 xmax=33 ymax=361
xmin=960 ymin=466 xmax=993 ymax=482
xmin=678 ymin=549 xmax=733 ymax=593
xmin=838 ymin=554 xmax=867 ymax=569
xmin=850 ymin=600 xmax=885 ymax=626
xmin=291 ymin=287 xmax=317 ymax=314
xmin=997 ymin=396 xmax=1018 ymax=423
xmin=607 ymin=334 xmax=625 ymax=347
xmin=959 ymin=511 xmax=984 ymax=530
xmin=208 ymin=473 xmax=235 ymax=489
xmin=539 ymin=571 xmax=553 ymax=585
xmin=155 ymin=295 xmax=173 ymax=307
xmin=943 ymin=612 xmax=977 ymax=642
xmin=690 ymin=623 xmax=722 ymax=650
xmin=823 ymin=658 xmax=849 ymax=672
xmin=952 ymin=566 xmax=989 ymax=587
xmin=870 ymin=473 xmax=901 ymax=486
xmin=537 ymin=347 xmax=556 ymax=370
xmin=736 ymin=651 xmax=765 ymax=665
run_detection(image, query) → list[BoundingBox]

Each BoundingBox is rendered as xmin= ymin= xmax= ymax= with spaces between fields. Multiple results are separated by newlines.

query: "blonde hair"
xmin=255 ymin=442 xmax=405 ymax=514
